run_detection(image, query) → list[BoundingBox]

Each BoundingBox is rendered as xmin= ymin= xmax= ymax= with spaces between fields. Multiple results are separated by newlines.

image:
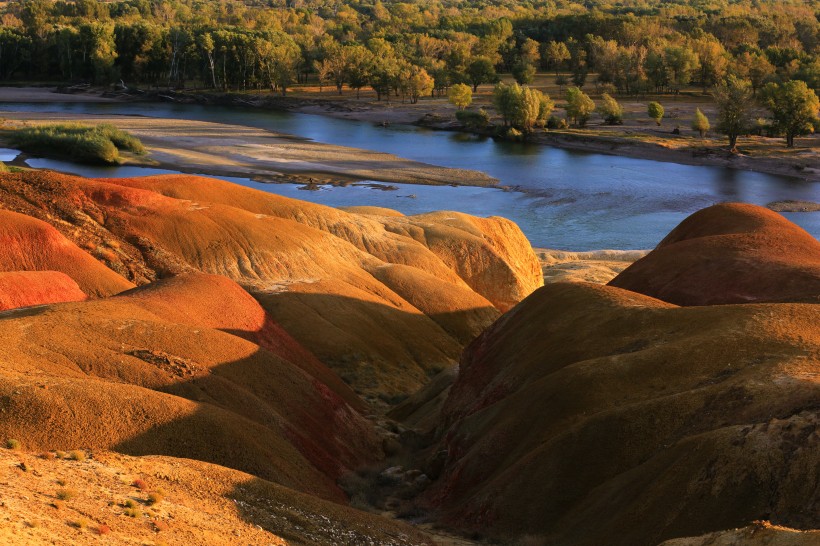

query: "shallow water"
xmin=0 ymin=148 xmax=19 ymax=162
xmin=4 ymin=101 xmax=819 ymax=250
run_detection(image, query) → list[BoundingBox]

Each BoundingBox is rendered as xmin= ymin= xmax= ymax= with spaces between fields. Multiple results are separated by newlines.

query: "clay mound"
xmin=0 ymin=272 xmax=380 ymax=501
xmin=609 ymin=203 xmax=820 ymax=305
xmin=0 ymin=449 xmax=433 ymax=545
xmin=427 ymin=281 xmax=820 ymax=545
xmin=0 ymin=171 xmax=540 ymax=398
xmin=0 ymin=271 xmax=86 ymax=310
xmin=0 ymin=209 xmax=133 ymax=297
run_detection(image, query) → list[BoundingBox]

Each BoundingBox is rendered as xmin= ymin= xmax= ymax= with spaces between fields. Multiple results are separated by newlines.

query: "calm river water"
xmin=2 ymin=101 xmax=818 ymax=250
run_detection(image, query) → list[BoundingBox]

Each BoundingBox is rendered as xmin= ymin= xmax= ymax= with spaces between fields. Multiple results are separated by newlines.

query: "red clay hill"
xmin=0 ymin=272 xmax=380 ymax=502
xmin=420 ymin=206 xmax=820 ymax=545
xmin=609 ymin=203 xmax=820 ymax=305
xmin=0 ymin=171 xmax=542 ymax=400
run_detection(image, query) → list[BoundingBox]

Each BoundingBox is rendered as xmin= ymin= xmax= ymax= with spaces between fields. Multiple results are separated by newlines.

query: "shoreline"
xmin=2 ymin=85 xmax=818 ymax=184
xmin=0 ymin=106 xmax=498 ymax=188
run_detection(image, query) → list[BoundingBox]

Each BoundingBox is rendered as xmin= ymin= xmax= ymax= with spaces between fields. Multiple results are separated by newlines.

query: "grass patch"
xmin=7 ymin=123 xmax=145 ymax=165
xmin=56 ymin=488 xmax=78 ymax=501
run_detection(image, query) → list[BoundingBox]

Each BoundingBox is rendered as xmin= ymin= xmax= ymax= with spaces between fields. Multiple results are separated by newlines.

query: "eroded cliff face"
xmin=0 ymin=171 xmax=542 ymax=399
xmin=425 ymin=204 xmax=820 ymax=545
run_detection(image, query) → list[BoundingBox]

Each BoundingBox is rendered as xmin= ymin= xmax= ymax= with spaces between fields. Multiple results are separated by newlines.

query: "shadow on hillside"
xmin=250 ymin=290 xmax=499 ymax=399
xmin=101 ymin=294 xmax=496 ymax=502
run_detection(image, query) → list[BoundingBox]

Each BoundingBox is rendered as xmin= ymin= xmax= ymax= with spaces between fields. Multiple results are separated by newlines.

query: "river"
xmin=2 ymin=101 xmax=818 ymax=250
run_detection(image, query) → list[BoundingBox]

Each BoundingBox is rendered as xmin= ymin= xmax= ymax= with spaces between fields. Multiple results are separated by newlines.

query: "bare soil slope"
xmin=659 ymin=522 xmax=820 ymax=546
xmin=0 ymin=448 xmax=433 ymax=545
xmin=609 ymin=203 xmax=820 ymax=305
xmin=0 ymin=209 xmax=134 ymax=297
xmin=0 ymin=271 xmax=86 ymax=310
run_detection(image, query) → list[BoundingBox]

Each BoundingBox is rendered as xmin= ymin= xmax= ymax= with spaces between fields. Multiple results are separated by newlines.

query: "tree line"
xmin=0 ymin=0 xmax=818 ymax=100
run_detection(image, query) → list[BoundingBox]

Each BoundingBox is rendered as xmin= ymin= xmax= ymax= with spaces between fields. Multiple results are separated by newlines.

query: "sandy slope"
xmin=0 ymin=448 xmax=433 ymax=545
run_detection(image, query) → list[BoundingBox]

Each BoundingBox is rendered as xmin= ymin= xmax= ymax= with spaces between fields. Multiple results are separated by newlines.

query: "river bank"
xmin=0 ymin=106 xmax=497 ymax=187
xmin=3 ymin=85 xmax=818 ymax=184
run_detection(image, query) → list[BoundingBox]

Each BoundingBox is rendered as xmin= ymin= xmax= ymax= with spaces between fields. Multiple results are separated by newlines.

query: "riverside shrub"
xmin=9 ymin=123 xmax=145 ymax=164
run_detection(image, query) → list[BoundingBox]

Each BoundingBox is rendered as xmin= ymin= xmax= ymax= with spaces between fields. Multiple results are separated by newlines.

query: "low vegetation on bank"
xmin=6 ymin=123 xmax=145 ymax=165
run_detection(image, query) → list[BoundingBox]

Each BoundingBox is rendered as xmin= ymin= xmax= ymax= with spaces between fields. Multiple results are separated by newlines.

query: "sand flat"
xmin=0 ymin=109 xmax=498 ymax=187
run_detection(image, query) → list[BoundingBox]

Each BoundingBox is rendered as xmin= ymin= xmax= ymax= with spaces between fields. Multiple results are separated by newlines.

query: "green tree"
xmin=542 ymin=40 xmax=570 ymax=76
xmin=466 ymin=57 xmax=497 ymax=91
xmin=760 ymin=80 xmax=820 ymax=147
xmin=712 ymin=75 xmax=753 ymax=151
xmin=511 ymin=60 xmax=536 ymax=84
xmin=647 ymin=101 xmax=664 ymax=125
xmin=448 ymin=83 xmax=472 ymax=110
xmin=733 ymin=51 xmax=775 ymax=96
xmin=692 ymin=37 xmax=728 ymax=93
xmin=663 ymin=46 xmax=699 ymax=94
xmin=691 ymin=108 xmax=710 ymax=137
xmin=565 ymin=86 xmax=595 ymax=127
xmin=492 ymin=82 xmax=553 ymax=133
xmin=598 ymin=93 xmax=623 ymax=125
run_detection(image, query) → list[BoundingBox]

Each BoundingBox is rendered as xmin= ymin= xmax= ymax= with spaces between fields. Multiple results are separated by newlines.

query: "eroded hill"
xmin=0 ymin=171 xmax=541 ymax=400
xmin=420 ymin=204 xmax=820 ymax=545
xmin=0 ymin=169 xmax=543 ymax=545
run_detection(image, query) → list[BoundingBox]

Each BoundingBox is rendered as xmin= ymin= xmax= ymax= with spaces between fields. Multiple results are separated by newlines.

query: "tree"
xmin=466 ymin=57 xmax=496 ymax=91
xmin=542 ymin=41 xmax=570 ymax=76
xmin=663 ymin=46 xmax=699 ymax=94
xmin=733 ymin=52 xmax=775 ymax=96
xmin=401 ymin=64 xmax=434 ymax=104
xmin=519 ymin=38 xmax=540 ymax=67
xmin=691 ymin=108 xmax=710 ymax=137
xmin=511 ymin=60 xmax=536 ymax=84
xmin=712 ymin=75 xmax=753 ymax=151
xmin=760 ymin=80 xmax=820 ymax=147
xmin=492 ymin=82 xmax=553 ymax=133
xmin=647 ymin=101 xmax=664 ymax=125
xmin=565 ymin=86 xmax=595 ymax=127
xmin=692 ymin=37 xmax=728 ymax=93
xmin=598 ymin=93 xmax=623 ymax=125
xmin=448 ymin=83 xmax=472 ymax=110
xmin=198 ymin=33 xmax=217 ymax=89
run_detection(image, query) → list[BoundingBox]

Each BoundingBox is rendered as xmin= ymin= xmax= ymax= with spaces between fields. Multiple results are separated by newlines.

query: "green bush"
xmin=8 ymin=123 xmax=145 ymax=165
xmin=455 ymin=108 xmax=490 ymax=130
xmin=546 ymin=116 xmax=569 ymax=129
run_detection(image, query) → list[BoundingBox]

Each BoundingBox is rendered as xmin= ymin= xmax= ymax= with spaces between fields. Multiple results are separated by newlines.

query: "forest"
xmin=0 ymin=0 xmax=817 ymax=102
